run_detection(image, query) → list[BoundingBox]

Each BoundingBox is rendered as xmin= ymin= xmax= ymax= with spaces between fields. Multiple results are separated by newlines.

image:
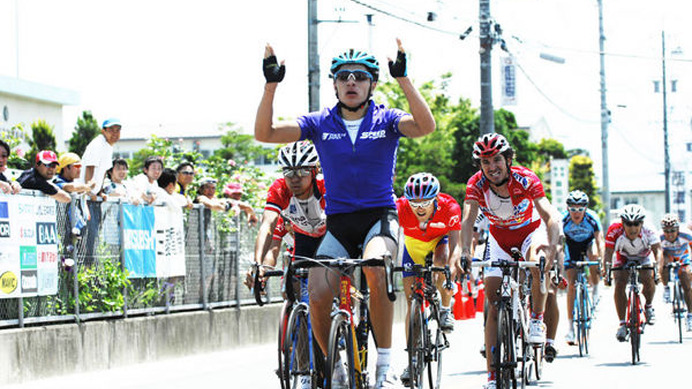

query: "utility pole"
xmin=479 ymin=0 xmax=494 ymax=135
xmin=662 ymin=31 xmax=671 ymax=213
xmin=597 ymin=0 xmax=611 ymax=226
xmin=308 ymin=0 xmax=320 ymax=112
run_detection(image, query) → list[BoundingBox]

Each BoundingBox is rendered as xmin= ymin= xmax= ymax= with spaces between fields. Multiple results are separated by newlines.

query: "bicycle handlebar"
xmin=252 ymin=263 xmax=284 ymax=307
xmin=290 ymin=254 xmax=397 ymax=303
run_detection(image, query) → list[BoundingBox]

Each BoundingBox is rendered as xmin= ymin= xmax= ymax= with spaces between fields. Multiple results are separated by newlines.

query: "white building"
xmin=0 ymin=75 xmax=79 ymax=152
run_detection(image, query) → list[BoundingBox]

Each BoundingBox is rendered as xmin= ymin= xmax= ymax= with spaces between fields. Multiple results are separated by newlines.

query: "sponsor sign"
xmin=0 ymin=195 xmax=58 ymax=298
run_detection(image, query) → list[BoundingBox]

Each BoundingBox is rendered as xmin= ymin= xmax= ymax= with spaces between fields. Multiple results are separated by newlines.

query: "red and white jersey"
xmin=396 ymin=193 xmax=461 ymax=242
xmin=265 ymin=178 xmax=326 ymax=238
xmin=272 ymin=216 xmax=295 ymax=248
xmin=605 ymin=222 xmax=660 ymax=260
xmin=465 ymin=166 xmax=545 ymax=232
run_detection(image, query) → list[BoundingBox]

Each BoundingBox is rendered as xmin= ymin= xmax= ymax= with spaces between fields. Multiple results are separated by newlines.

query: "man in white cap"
xmin=79 ymin=117 xmax=121 ymax=198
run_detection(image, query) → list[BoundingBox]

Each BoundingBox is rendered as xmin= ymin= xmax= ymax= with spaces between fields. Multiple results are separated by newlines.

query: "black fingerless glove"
xmin=388 ymin=51 xmax=407 ymax=78
xmin=263 ymin=55 xmax=285 ymax=83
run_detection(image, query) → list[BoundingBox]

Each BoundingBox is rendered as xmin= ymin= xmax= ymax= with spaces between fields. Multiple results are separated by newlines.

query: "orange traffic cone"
xmin=475 ymin=282 xmax=485 ymax=313
xmin=453 ymin=281 xmax=466 ymax=320
xmin=464 ymin=280 xmax=476 ymax=319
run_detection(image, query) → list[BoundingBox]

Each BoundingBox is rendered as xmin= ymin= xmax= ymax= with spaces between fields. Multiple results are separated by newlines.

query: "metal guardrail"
xmin=0 ymin=192 xmax=282 ymax=329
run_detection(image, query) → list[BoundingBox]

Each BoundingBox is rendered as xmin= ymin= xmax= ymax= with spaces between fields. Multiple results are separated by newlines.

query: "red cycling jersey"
xmin=465 ymin=165 xmax=546 ymax=254
xmin=265 ymin=177 xmax=327 ymax=238
xmin=605 ymin=222 xmax=660 ymax=265
xmin=396 ymin=193 xmax=461 ymax=241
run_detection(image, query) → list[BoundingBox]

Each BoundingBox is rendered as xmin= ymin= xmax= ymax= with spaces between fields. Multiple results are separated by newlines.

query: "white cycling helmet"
xmin=620 ymin=204 xmax=646 ymax=223
xmin=278 ymin=141 xmax=319 ymax=168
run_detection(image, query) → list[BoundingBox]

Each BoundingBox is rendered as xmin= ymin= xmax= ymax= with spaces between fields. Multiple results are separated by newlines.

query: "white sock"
xmin=441 ymin=304 xmax=451 ymax=312
xmin=546 ymin=338 xmax=555 ymax=345
xmin=376 ymin=347 xmax=391 ymax=367
xmin=592 ymin=283 xmax=599 ymax=295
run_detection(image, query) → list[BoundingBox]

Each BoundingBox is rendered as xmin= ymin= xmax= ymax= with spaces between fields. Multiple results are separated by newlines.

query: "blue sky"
xmin=1 ymin=0 xmax=691 ymax=190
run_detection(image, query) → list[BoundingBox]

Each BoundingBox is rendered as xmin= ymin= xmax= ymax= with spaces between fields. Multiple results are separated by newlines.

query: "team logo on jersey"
xmin=322 ymin=132 xmax=347 ymax=141
xmin=512 ymin=172 xmax=530 ymax=189
xmin=513 ymin=199 xmax=530 ymax=214
xmin=359 ymin=129 xmax=386 ymax=140
xmin=449 ymin=215 xmax=460 ymax=227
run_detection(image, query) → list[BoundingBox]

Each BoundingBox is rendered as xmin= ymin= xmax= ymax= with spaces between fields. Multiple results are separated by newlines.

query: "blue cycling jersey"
xmin=298 ymin=101 xmax=409 ymax=215
xmin=562 ymin=209 xmax=602 ymax=243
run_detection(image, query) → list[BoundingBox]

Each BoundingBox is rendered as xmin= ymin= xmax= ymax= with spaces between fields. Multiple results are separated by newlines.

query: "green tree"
xmin=569 ymin=154 xmax=601 ymax=210
xmin=375 ymin=74 xmax=467 ymax=198
xmin=68 ymin=111 xmax=100 ymax=156
xmin=214 ymin=123 xmax=275 ymax=164
xmin=27 ymin=119 xmax=57 ymax=167
xmin=0 ymin=123 xmax=29 ymax=169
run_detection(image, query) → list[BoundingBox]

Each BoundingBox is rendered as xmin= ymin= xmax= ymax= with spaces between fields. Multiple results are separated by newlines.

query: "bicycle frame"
xmin=572 ymin=260 xmax=598 ymax=356
xmin=612 ymin=259 xmax=653 ymax=365
xmin=665 ymin=262 xmax=685 ymax=343
xmin=395 ymin=255 xmax=451 ymax=389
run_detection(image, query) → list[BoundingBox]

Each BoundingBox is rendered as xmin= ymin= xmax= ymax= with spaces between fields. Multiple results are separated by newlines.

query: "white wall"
xmin=0 ymin=93 xmax=66 ymax=152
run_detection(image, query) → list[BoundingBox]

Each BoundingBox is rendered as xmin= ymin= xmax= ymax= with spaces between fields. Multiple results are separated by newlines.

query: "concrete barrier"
xmin=0 ymin=293 xmax=408 ymax=385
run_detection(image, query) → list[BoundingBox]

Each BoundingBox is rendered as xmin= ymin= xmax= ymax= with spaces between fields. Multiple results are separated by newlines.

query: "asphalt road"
xmin=8 ymin=284 xmax=692 ymax=389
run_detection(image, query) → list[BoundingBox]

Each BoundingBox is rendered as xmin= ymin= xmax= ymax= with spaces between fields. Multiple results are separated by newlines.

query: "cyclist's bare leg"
xmin=544 ymin=284 xmax=559 ymax=340
xmin=613 ymin=270 xmax=628 ymax=321
xmin=483 ymin=276 xmax=502 ymax=372
xmin=565 ymin=268 xmax=577 ymax=322
xmin=661 ymin=256 xmax=672 ymax=287
xmin=527 ymin=246 xmax=548 ymax=314
xmin=402 ymin=276 xmax=414 ymax=341
xmin=308 ymin=267 xmax=340 ymax=356
xmin=680 ymin=267 xmax=692 ymax=310
xmin=588 ymin=246 xmax=601 ymax=287
xmin=362 ymin=235 xmax=398 ymax=349
xmin=639 ymin=268 xmax=655 ymax=305
xmin=433 ymin=243 xmax=453 ymax=307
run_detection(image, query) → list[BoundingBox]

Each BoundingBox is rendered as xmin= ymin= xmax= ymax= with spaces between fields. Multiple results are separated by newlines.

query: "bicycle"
xmin=252 ymin=262 xmax=315 ymax=389
xmin=391 ymin=254 xmax=452 ymax=389
xmin=472 ymin=248 xmax=545 ymax=389
xmin=665 ymin=262 xmax=687 ymax=343
xmin=290 ymin=254 xmax=396 ymax=389
xmin=572 ymin=260 xmax=600 ymax=357
xmin=609 ymin=260 xmax=655 ymax=365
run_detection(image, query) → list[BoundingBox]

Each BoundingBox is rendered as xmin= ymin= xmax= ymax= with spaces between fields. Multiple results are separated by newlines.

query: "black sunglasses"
xmin=623 ymin=221 xmax=642 ymax=227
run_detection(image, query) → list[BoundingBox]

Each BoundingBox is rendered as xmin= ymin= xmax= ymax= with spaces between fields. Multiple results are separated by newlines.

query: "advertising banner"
xmin=0 ymin=195 xmax=58 ymax=298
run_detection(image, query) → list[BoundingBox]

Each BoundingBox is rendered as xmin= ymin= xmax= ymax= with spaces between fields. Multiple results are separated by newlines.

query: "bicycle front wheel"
xmin=408 ymin=299 xmax=427 ymax=389
xmin=629 ymin=293 xmax=641 ymax=365
xmin=496 ymin=304 xmax=517 ymax=389
xmin=277 ymin=301 xmax=292 ymax=389
xmin=577 ymin=286 xmax=588 ymax=357
xmin=325 ymin=313 xmax=357 ymax=389
xmin=284 ymin=303 xmax=312 ymax=389
xmin=673 ymin=282 xmax=684 ymax=343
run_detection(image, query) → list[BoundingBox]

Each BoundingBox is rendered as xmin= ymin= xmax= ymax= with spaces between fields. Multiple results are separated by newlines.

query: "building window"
xmin=673 ymin=171 xmax=685 ymax=186
xmin=678 ymin=210 xmax=685 ymax=222
xmin=674 ymin=191 xmax=685 ymax=204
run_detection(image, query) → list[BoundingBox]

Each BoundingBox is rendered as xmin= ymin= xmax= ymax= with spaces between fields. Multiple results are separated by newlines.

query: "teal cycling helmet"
xmin=330 ymin=49 xmax=379 ymax=81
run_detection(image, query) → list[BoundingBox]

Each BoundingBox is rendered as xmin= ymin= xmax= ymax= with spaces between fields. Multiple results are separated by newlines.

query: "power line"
xmin=347 ymin=0 xmax=467 ymax=38
xmin=512 ymin=57 xmax=599 ymax=124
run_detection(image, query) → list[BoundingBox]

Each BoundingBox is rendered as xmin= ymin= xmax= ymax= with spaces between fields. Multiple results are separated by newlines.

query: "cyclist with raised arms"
xmin=604 ymin=204 xmax=662 ymax=341
xmin=254 ymin=39 xmax=435 ymax=388
xmin=561 ymin=190 xmax=604 ymax=345
xmin=460 ymin=133 xmax=560 ymax=389
xmin=395 ymin=172 xmax=462 ymax=384
xmin=659 ymin=213 xmax=692 ymax=331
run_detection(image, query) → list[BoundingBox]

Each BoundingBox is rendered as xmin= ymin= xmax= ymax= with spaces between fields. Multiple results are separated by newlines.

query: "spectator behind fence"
xmin=175 ymin=161 xmax=195 ymax=198
xmin=80 ymin=118 xmax=121 ymax=198
xmin=131 ymin=156 xmax=163 ymax=205
xmin=0 ymin=139 xmax=21 ymax=194
xmin=195 ymin=176 xmax=258 ymax=224
xmin=54 ymin=152 xmax=96 ymax=194
xmin=157 ymin=168 xmax=190 ymax=209
xmin=223 ymin=182 xmax=258 ymax=225
xmin=103 ymin=158 xmax=139 ymax=203
xmin=17 ymin=150 xmax=70 ymax=203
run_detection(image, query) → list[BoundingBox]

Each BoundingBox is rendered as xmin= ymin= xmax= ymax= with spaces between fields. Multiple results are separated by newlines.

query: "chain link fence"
xmin=0 ymin=194 xmax=282 ymax=328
